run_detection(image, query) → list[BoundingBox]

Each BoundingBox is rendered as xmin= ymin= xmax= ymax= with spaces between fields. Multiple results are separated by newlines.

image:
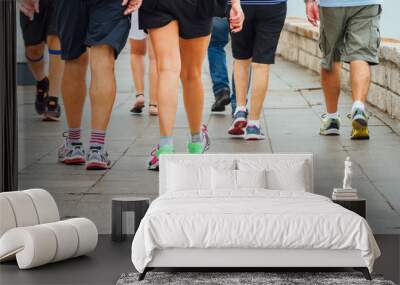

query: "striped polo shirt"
xmin=229 ymin=0 xmax=287 ymax=5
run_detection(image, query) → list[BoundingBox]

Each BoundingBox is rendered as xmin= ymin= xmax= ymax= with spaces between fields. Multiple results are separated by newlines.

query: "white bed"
xmin=131 ymin=154 xmax=380 ymax=281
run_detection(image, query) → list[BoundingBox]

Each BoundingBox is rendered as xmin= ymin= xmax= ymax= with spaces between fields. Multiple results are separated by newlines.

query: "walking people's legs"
xmin=130 ymin=38 xmax=146 ymax=113
xmin=146 ymin=21 xmax=180 ymax=170
xmin=57 ymin=0 xmax=131 ymax=169
xmin=19 ymin=0 xmax=63 ymax=119
xmin=25 ymin=43 xmax=46 ymax=81
xmin=44 ymin=35 xmax=64 ymax=121
xmin=311 ymin=4 xmax=381 ymax=139
xmin=180 ymin=35 xmax=211 ymax=153
xmin=148 ymin=40 xmax=159 ymax=116
xmin=229 ymin=3 xmax=286 ymax=140
xmin=208 ymin=17 xmax=231 ymax=112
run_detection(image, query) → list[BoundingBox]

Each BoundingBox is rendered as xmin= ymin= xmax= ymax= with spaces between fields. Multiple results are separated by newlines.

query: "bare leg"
xmin=321 ymin=62 xmax=341 ymax=113
xmin=89 ymin=45 xmax=116 ymax=131
xmin=62 ymin=52 xmax=88 ymax=128
xmin=148 ymin=40 xmax=158 ymax=107
xmin=350 ymin=60 xmax=370 ymax=103
xmin=149 ymin=21 xmax=181 ymax=137
xmin=130 ymin=39 xmax=146 ymax=95
xmin=249 ymin=63 xmax=269 ymax=120
xmin=25 ymin=43 xmax=46 ymax=81
xmin=180 ymin=35 xmax=210 ymax=133
xmin=47 ymin=35 xmax=64 ymax=98
xmin=233 ymin=59 xmax=251 ymax=108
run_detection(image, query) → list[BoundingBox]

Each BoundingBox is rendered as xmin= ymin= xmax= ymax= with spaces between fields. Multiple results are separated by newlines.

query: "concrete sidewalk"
xmin=17 ymin=47 xmax=400 ymax=235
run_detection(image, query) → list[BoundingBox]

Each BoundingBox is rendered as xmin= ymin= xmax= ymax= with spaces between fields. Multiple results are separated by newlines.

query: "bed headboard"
xmin=159 ymin=153 xmax=314 ymax=195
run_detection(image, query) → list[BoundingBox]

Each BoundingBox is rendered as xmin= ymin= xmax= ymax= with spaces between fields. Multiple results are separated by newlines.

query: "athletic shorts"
xmin=319 ymin=5 xmax=381 ymax=70
xmin=20 ymin=0 xmax=58 ymax=46
xmin=139 ymin=0 xmax=213 ymax=39
xmin=56 ymin=0 xmax=131 ymax=60
xmin=129 ymin=11 xmax=147 ymax=40
xmin=231 ymin=3 xmax=287 ymax=64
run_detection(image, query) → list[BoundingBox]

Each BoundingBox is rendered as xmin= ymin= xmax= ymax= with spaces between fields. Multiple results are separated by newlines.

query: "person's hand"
xmin=230 ymin=2 xmax=244 ymax=33
xmin=20 ymin=0 xmax=39 ymax=21
xmin=305 ymin=0 xmax=319 ymax=27
xmin=122 ymin=0 xmax=142 ymax=15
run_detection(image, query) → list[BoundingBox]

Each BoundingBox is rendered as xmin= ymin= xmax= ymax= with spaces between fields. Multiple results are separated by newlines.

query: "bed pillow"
xmin=167 ymin=163 xmax=211 ymax=191
xmin=238 ymin=159 xmax=309 ymax=191
xmin=211 ymin=168 xmax=237 ymax=191
xmin=267 ymin=162 xmax=308 ymax=192
xmin=167 ymin=160 xmax=236 ymax=192
xmin=236 ymin=169 xmax=268 ymax=189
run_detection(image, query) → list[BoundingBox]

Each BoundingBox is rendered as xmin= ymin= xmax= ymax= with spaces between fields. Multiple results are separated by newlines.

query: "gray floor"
xmin=16 ymin=47 xmax=400 ymax=235
xmin=1 ymin=235 xmax=398 ymax=285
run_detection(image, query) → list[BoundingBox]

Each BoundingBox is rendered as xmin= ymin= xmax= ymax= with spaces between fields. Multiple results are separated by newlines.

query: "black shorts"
xmin=231 ymin=3 xmax=287 ymax=64
xmin=56 ymin=0 xmax=131 ymax=60
xmin=20 ymin=0 xmax=58 ymax=46
xmin=139 ymin=0 xmax=213 ymax=39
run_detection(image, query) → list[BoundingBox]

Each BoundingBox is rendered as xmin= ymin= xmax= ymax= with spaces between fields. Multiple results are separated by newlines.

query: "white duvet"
xmin=131 ymin=190 xmax=380 ymax=273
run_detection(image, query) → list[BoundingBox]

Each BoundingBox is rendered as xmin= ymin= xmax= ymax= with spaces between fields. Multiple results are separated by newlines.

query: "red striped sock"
xmin=90 ymin=129 xmax=105 ymax=148
xmin=68 ymin=128 xmax=81 ymax=143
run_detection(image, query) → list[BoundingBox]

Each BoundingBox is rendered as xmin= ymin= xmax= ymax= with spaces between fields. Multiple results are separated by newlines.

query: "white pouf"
xmin=0 ymin=189 xmax=98 ymax=269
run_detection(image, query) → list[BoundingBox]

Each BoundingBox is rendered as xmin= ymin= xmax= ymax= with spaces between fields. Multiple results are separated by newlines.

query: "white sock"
xmin=352 ymin=100 xmax=365 ymax=113
xmin=248 ymin=120 xmax=260 ymax=128
xmin=327 ymin=112 xmax=339 ymax=119
xmin=235 ymin=106 xmax=247 ymax=114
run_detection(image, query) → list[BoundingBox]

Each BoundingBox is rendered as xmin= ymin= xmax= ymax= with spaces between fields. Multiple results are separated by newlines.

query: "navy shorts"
xmin=20 ymin=0 xmax=58 ymax=46
xmin=139 ymin=0 xmax=213 ymax=39
xmin=56 ymin=0 xmax=131 ymax=60
xmin=231 ymin=3 xmax=287 ymax=64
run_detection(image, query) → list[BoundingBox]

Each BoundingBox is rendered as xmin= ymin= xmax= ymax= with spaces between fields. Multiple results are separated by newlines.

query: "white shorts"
xmin=129 ymin=11 xmax=147 ymax=40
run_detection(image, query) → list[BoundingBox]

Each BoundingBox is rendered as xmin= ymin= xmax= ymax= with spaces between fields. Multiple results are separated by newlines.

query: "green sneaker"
xmin=148 ymin=144 xmax=174 ymax=171
xmin=188 ymin=124 xmax=210 ymax=154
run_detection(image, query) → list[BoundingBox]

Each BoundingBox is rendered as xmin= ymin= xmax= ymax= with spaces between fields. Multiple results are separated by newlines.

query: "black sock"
xmin=36 ymin=77 xmax=49 ymax=93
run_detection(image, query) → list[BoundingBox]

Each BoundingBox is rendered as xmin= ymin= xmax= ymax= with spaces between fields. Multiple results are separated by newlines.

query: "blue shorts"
xmin=56 ymin=0 xmax=131 ymax=60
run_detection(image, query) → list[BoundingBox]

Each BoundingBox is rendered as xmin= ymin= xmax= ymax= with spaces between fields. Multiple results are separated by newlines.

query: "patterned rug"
xmin=117 ymin=272 xmax=396 ymax=285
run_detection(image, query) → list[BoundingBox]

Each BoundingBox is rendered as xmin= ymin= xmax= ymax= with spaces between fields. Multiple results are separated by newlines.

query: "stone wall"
xmin=277 ymin=17 xmax=400 ymax=120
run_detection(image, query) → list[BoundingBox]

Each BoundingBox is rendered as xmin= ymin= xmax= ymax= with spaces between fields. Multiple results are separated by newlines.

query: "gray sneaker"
xmin=319 ymin=114 xmax=341 ymax=136
xmin=58 ymin=138 xmax=85 ymax=165
xmin=86 ymin=146 xmax=111 ymax=170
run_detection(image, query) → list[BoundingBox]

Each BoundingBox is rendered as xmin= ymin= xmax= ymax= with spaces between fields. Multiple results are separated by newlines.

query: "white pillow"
xmin=236 ymin=169 xmax=268 ymax=189
xmin=167 ymin=163 xmax=211 ymax=191
xmin=211 ymin=169 xmax=268 ymax=191
xmin=267 ymin=162 xmax=307 ymax=191
xmin=211 ymin=168 xmax=236 ymax=191
xmin=238 ymin=159 xmax=308 ymax=191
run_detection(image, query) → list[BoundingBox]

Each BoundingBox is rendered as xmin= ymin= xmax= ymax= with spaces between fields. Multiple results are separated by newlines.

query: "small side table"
xmin=112 ymin=197 xmax=150 ymax=242
xmin=332 ymin=198 xmax=366 ymax=218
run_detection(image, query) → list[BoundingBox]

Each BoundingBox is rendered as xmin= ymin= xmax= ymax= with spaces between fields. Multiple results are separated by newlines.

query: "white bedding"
xmin=131 ymin=190 xmax=380 ymax=273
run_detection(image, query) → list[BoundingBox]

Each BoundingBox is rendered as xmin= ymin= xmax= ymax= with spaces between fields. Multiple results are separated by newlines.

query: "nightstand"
xmin=112 ymin=197 xmax=150 ymax=242
xmin=332 ymin=198 xmax=366 ymax=218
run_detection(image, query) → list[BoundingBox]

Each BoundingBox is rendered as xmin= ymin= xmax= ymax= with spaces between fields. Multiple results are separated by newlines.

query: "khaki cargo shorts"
xmin=319 ymin=5 xmax=382 ymax=70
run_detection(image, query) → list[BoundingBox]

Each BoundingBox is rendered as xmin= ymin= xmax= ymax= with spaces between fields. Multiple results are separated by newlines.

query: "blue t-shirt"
xmin=318 ymin=0 xmax=383 ymax=7
xmin=230 ymin=0 xmax=287 ymax=5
